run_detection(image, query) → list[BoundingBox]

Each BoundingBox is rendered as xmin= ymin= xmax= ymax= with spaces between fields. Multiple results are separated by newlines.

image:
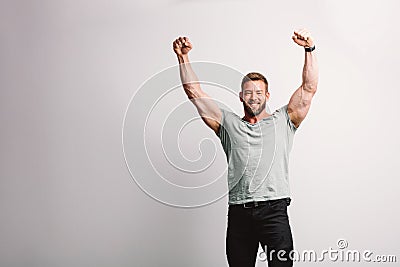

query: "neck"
xmin=242 ymin=110 xmax=270 ymax=124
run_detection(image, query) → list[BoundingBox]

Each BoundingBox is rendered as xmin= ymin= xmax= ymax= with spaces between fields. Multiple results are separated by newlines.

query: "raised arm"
xmin=173 ymin=37 xmax=222 ymax=134
xmin=287 ymin=29 xmax=319 ymax=128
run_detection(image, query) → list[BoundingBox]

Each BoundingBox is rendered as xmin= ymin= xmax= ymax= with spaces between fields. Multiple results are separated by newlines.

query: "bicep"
xmin=190 ymin=90 xmax=222 ymax=134
xmin=287 ymin=85 xmax=316 ymax=128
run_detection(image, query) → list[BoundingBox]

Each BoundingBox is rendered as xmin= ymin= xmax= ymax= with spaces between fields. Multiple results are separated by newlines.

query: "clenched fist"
xmin=292 ymin=29 xmax=314 ymax=48
xmin=173 ymin=37 xmax=192 ymax=56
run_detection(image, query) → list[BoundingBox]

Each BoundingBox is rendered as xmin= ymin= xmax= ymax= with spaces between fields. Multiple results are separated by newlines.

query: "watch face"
xmin=305 ymin=46 xmax=315 ymax=52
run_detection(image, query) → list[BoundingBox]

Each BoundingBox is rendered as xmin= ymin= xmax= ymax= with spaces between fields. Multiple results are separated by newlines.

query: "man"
xmin=172 ymin=29 xmax=318 ymax=267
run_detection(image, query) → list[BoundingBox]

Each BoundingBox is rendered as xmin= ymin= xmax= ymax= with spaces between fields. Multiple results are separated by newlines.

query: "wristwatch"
xmin=305 ymin=45 xmax=316 ymax=52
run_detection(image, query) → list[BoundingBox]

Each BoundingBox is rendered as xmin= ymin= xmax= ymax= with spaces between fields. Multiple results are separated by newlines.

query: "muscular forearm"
xmin=302 ymin=50 xmax=319 ymax=93
xmin=177 ymin=54 xmax=202 ymax=99
xmin=173 ymin=36 xmax=222 ymax=133
xmin=287 ymin=29 xmax=318 ymax=127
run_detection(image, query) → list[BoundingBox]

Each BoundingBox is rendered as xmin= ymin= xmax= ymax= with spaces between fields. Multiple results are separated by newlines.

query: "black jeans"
xmin=226 ymin=198 xmax=293 ymax=267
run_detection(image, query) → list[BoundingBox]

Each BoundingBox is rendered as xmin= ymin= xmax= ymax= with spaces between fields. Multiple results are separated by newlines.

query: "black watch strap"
xmin=305 ymin=45 xmax=315 ymax=52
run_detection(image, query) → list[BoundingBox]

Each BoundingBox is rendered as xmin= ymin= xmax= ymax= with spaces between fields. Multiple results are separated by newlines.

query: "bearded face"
xmin=240 ymin=80 xmax=269 ymax=117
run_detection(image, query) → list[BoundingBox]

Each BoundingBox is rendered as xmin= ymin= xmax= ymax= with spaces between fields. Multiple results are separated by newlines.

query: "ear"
xmin=265 ymin=91 xmax=270 ymax=100
xmin=239 ymin=91 xmax=243 ymax=102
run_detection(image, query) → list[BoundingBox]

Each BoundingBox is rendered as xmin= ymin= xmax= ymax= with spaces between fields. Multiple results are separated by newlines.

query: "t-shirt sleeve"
xmin=217 ymin=108 xmax=226 ymax=137
xmin=217 ymin=108 xmax=232 ymax=141
xmin=281 ymin=104 xmax=298 ymax=133
xmin=216 ymin=108 xmax=232 ymax=160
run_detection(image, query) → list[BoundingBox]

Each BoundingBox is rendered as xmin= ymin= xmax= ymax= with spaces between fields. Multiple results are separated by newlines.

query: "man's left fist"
xmin=292 ymin=29 xmax=314 ymax=48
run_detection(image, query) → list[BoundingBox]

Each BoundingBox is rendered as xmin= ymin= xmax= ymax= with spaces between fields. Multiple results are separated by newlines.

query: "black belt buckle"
xmin=243 ymin=201 xmax=259 ymax=208
xmin=241 ymin=198 xmax=290 ymax=208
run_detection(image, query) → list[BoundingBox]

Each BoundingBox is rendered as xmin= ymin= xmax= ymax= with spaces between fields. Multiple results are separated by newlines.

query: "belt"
xmin=230 ymin=198 xmax=291 ymax=209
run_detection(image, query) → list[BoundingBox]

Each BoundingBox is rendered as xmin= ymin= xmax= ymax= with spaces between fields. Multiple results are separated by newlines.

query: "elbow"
xmin=302 ymin=82 xmax=318 ymax=94
xmin=184 ymin=85 xmax=202 ymax=99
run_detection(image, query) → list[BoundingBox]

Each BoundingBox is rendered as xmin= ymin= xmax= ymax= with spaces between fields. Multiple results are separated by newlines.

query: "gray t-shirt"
xmin=217 ymin=105 xmax=297 ymax=204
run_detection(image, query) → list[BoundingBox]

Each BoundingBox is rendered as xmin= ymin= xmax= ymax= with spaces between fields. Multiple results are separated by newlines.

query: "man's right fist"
xmin=173 ymin=37 xmax=192 ymax=56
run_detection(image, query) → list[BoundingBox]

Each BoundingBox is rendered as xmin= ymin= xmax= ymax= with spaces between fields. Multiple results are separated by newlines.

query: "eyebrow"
xmin=244 ymin=89 xmax=263 ymax=93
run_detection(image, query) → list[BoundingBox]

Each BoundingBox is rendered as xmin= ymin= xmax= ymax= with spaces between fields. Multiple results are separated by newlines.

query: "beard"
xmin=243 ymin=100 xmax=266 ymax=116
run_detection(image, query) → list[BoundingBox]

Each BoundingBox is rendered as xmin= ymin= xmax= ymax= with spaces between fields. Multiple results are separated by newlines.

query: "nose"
xmin=250 ymin=92 xmax=257 ymax=101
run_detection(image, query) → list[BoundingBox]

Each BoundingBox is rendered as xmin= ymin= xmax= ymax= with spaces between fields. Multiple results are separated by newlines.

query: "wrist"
xmin=304 ymin=45 xmax=315 ymax=52
xmin=177 ymin=53 xmax=189 ymax=63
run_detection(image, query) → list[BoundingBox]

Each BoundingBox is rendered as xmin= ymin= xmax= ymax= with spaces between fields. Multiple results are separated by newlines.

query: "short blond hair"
xmin=241 ymin=72 xmax=269 ymax=92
